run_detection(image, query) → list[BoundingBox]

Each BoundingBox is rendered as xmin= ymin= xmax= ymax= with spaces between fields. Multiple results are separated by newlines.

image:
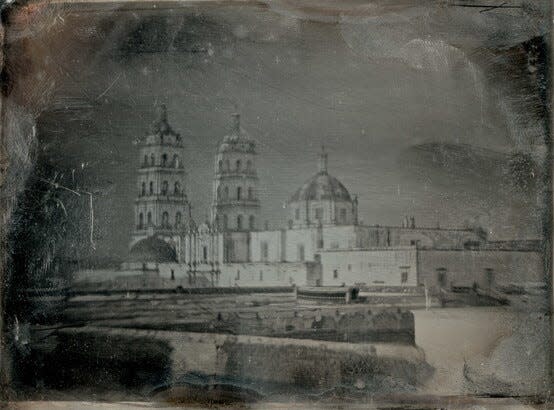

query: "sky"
xmin=13 ymin=1 xmax=549 ymax=259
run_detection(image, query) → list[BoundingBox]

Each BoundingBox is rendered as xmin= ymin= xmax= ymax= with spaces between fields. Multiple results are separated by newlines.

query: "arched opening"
xmin=340 ymin=208 xmax=347 ymax=223
xmin=174 ymin=181 xmax=181 ymax=195
xmin=436 ymin=268 xmax=447 ymax=289
xmin=175 ymin=212 xmax=182 ymax=227
xmin=236 ymin=159 xmax=241 ymax=171
xmin=249 ymin=215 xmax=255 ymax=230
xmin=143 ymin=155 xmax=148 ymax=166
xmin=203 ymin=246 xmax=208 ymax=262
xmin=237 ymin=187 xmax=242 ymax=200
xmin=218 ymin=160 xmax=223 ymax=171
xmin=147 ymin=211 xmax=152 ymax=225
xmin=161 ymin=153 xmax=168 ymax=167
xmin=138 ymin=213 xmax=144 ymax=229
xmin=150 ymin=154 xmax=155 ymax=166
xmin=141 ymin=182 xmax=146 ymax=196
xmin=223 ymin=214 xmax=228 ymax=230
xmin=225 ymin=159 xmax=230 ymax=171
xmin=217 ymin=185 xmax=222 ymax=200
xmin=149 ymin=181 xmax=154 ymax=195
xmin=246 ymin=160 xmax=252 ymax=171
xmin=224 ymin=186 xmax=229 ymax=199
xmin=162 ymin=211 xmax=169 ymax=228
xmin=173 ymin=154 xmax=179 ymax=168
xmin=237 ymin=215 xmax=243 ymax=230
xmin=161 ymin=181 xmax=168 ymax=195
xmin=297 ymin=244 xmax=305 ymax=261
xmin=248 ymin=187 xmax=253 ymax=200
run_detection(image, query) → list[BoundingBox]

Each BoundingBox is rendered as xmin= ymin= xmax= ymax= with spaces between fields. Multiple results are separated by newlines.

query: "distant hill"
xmin=401 ymin=142 xmax=508 ymax=180
xmin=398 ymin=142 xmax=540 ymax=198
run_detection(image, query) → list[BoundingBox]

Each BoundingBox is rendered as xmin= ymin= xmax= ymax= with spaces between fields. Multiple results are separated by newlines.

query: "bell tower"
xmin=211 ymin=113 xmax=260 ymax=232
xmin=131 ymin=105 xmax=190 ymax=247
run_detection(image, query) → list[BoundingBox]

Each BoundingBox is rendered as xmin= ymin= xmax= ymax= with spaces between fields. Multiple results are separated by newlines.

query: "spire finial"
xmin=232 ymin=113 xmax=240 ymax=135
xmin=318 ymin=145 xmax=328 ymax=173
xmin=157 ymin=104 xmax=167 ymax=122
xmin=151 ymin=103 xmax=171 ymax=135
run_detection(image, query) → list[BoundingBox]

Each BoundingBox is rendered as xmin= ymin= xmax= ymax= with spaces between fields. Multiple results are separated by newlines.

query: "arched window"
xmin=173 ymin=154 xmax=179 ymax=168
xmin=225 ymin=159 xmax=230 ymax=171
xmin=175 ymin=212 xmax=182 ymax=227
xmin=217 ymin=185 xmax=222 ymax=200
xmin=161 ymin=154 xmax=167 ymax=167
xmin=174 ymin=181 xmax=181 ymax=195
xmin=147 ymin=211 xmax=152 ymax=225
xmin=249 ymin=215 xmax=255 ymax=230
xmin=248 ymin=187 xmax=253 ymax=200
xmin=150 ymin=154 xmax=155 ymax=166
xmin=218 ymin=160 xmax=223 ymax=171
xmin=224 ymin=186 xmax=229 ymax=199
xmin=149 ymin=181 xmax=154 ymax=195
xmin=161 ymin=181 xmax=168 ymax=195
xmin=246 ymin=160 xmax=252 ymax=171
xmin=203 ymin=246 xmax=208 ymax=262
xmin=138 ymin=213 xmax=144 ymax=229
xmin=237 ymin=215 xmax=243 ymax=230
xmin=143 ymin=155 xmax=148 ymax=166
xmin=141 ymin=182 xmax=146 ymax=196
xmin=298 ymin=244 xmax=305 ymax=261
xmin=223 ymin=214 xmax=228 ymax=229
xmin=237 ymin=187 xmax=242 ymax=200
xmin=236 ymin=159 xmax=241 ymax=171
xmin=162 ymin=211 xmax=169 ymax=228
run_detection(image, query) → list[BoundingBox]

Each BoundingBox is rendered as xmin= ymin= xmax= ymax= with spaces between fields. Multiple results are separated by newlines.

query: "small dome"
xmin=290 ymin=172 xmax=352 ymax=202
xmin=129 ymin=236 xmax=177 ymax=263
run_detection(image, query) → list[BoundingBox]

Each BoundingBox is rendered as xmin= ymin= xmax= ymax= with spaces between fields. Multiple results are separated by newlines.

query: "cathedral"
xmin=123 ymin=106 xmax=543 ymax=291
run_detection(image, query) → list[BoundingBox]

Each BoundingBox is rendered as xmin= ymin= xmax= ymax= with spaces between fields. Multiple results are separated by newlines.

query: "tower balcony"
xmin=139 ymin=165 xmax=186 ymax=172
xmin=135 ymin=193 xmax=189 ymax=202
xmin=213 ymin=199 xmax=260 ymax=207
xmin=138 ymin=140 xmax=184 ymax=148
xmin=134 ymin=224 xmax=185 ymax=235
xmin=215 ymin=170 xmax=258 ymax=179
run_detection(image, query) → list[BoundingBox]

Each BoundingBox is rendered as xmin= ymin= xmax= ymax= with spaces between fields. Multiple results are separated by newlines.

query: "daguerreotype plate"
xmin=0 ymin=0 xmax=552 ymax=408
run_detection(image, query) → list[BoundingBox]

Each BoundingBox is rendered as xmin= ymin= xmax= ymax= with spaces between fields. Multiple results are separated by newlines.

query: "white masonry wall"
xmin=318 ymin=247 xmax=418 ymax=287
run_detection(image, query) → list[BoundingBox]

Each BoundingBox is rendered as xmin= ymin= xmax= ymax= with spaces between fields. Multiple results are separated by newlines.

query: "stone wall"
xmin=418 ymin=249 xmax=544 ymax=290
xmin=250 ymin=230 xmax=284 ymax=262
xmin=203 ymin=307 xmax=415 ymax=344
xmin=218 ymin=262 xmax=309 ymax=287
xmin=358 ymin=225 xmax=482 ymax=249
xmin=318 ymin=247 xmax=418 ymax=287
xmin=51 ymin=326 xmax=429 ymax=394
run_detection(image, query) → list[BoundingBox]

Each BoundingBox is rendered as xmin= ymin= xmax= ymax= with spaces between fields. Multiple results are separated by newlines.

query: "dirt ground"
xmin=412 ymin=293 xmax=550 ymax=396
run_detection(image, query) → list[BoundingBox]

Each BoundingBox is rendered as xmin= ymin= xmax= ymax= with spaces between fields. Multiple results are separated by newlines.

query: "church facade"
xmin=123 ymin=107 xmax=544 ymax=292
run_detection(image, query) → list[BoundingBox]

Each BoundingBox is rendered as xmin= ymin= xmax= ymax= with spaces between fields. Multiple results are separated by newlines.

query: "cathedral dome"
xmin=289 ymin=148 xmax=352 ymax=203
xmin=129 ymin=236 xmax=177 ymax=263
xmin=290 ymin=172 xmax=352 ymax=202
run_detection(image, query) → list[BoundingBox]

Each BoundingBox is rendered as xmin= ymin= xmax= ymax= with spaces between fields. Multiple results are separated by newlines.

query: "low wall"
xmin=111 ymin=307 xmax=415 ymax=345
xmin=47 ymin=326 xmax=429 ymax=395
xmin=73 ymin=262 xmax=311 ymax=289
